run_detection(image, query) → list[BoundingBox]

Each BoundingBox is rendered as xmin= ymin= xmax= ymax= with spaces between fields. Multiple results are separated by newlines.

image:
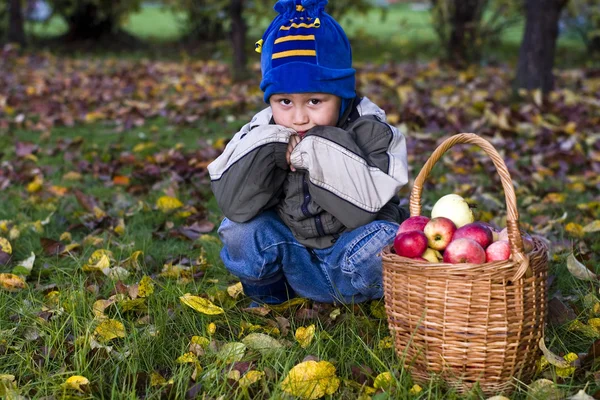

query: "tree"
xmin=431 ymin=0 xmax=522 ymax=67
xmin=515 ymin=0 xmax=569 ymax=95
xmin=230 ymin=0 xmax=248 ymax=82
xmin=8 ymin=0 xmax=26 ymax=46
xmin=49 ymin=0 xmax=142 ymax=41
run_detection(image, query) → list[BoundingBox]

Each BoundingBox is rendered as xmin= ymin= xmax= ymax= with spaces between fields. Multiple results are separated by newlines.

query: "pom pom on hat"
xmin=258 ymin=0 xmax=355 ymax=103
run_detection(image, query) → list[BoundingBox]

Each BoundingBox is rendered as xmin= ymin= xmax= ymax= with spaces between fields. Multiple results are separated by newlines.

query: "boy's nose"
xmin=293 ymin=108 xmax=309 ymax=126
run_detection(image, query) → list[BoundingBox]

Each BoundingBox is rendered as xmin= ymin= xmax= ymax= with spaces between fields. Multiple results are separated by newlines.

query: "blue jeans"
xmin=218 ymin=210 xmax=398 ymax=304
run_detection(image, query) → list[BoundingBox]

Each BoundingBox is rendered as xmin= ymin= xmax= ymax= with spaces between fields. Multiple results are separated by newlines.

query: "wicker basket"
xmin=382 ymin=133 xmax=548 ymax=396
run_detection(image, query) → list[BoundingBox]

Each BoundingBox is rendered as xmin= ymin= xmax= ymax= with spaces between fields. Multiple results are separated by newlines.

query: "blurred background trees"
xmin=1 ymin=0 xmax=598 ymax=91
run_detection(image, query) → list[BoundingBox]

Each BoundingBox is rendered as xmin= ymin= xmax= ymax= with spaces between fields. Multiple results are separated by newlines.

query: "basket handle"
xmin=409 ymin=133 xmax=529 ymax=282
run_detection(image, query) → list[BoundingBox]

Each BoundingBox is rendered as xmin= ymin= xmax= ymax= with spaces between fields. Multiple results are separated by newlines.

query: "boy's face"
xmin=270 ymin=93 xmax=341 ymax=134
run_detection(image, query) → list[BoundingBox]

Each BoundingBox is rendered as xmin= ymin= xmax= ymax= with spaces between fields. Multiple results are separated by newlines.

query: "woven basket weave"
xmin=382 ymin=133 xmax=548 ymax=395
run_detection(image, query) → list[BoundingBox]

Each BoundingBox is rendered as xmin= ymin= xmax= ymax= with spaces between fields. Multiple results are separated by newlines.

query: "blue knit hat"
xmin=257 ymin=0 xmax=356 ymax=104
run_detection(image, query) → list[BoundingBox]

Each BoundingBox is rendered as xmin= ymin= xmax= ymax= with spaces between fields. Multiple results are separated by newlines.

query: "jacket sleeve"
xmin=207 ymin=122 xmax=295 ymax=222
xmin=289 ymin=117 xmax=408 ymax=229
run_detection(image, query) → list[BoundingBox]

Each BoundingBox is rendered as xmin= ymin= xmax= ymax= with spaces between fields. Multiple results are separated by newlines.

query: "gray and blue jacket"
xmin=207 ymin=96 xmax=409 ymax=249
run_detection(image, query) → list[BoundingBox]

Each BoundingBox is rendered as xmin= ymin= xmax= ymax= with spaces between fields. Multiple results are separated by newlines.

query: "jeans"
xmin=218 ymin=210 xmax=398 ymax=304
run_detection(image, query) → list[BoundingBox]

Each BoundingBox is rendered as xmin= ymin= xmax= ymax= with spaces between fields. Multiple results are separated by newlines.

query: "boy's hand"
xmin=286 ymin=134 xmax=302 ymax=172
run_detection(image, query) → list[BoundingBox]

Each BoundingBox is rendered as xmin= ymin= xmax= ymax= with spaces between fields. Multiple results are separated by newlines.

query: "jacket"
xmin=207 ymin=96 xmax=409 ymax=249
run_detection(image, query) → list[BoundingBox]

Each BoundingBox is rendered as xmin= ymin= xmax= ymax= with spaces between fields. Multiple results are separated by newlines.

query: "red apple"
xmin=476 ymin=221 xmax=499 ymax=241
xmin=397 ymin=216 xmax=430 ymax=235
xmin=443 ymin=238 xmax=486 ymax=264
xmin=424 ymin=217 xmax=457 ymax=251
xmin=394 ymin=231 xmax=428 ymax=258
xmin=497 ymin=228 xmax=534 ymax=252
xmin=486 ymin=240 xmax=511 ymax=262
xmin=452 ymin=222 xmax=494 ymax=249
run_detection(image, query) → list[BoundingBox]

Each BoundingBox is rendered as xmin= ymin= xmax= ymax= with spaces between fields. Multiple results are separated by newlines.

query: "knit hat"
xmin=257 ymin=0 xmax=356 ymax=104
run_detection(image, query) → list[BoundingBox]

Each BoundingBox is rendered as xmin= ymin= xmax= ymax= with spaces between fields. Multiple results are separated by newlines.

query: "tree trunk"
xmin=230 ymin=0 xmax=248 ymax=82
xmin=8 ymin=0 xmax=26 ymax=46
xmin=448 ymin=0 xmax=484 ymax=67
xmin=65 ymin=3 xmax=116 ymax=40
xmin=515 ymin=0 xmax=568 ymax=95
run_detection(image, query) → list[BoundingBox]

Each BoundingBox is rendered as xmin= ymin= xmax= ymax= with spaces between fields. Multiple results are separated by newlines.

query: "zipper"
xmin=301 ymin=175 xmax=326 ymax=237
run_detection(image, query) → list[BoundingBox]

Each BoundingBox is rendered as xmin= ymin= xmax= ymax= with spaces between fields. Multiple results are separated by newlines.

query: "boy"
xmin=207 ymin=0 xmax=409 ymax=305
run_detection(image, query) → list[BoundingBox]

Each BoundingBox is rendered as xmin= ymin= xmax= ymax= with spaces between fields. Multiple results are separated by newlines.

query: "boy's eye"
xmin=309 ymin=99 xmax=321 ymax=105
xmin=279 ymin=99 xmax=292 ymax=106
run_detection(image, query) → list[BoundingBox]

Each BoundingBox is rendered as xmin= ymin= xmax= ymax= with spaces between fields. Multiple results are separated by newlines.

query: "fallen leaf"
xmin=242 ymin=333 xmax=284 ymax=353
xmin=62 ymin=376 xmax=89 ymax=392
xmin=217 ymin=342 xmax=246 ymax=363
xmin=281 ymin=360 xmax=340 ymax=399
xmin=180 ymin=293 xmax=224 ymax=315
xmin=538 ymin=338 xmax=571 ymax=368
xmin=138 ymin=276 xmax=154 ymax=297
xmin=583 ymin=220 xmax=600 ymax=233
xmin=0 ymin=237 xmax=12 ymax=254
xmin=83 ymin=249 xmax=113 ymax=271
xmin=0 ymin=273 xmax=27 ymax=291
xmin=227 ymin=282 xmax=244 ymax=299
xmin=409 ymin=384 xmax=422 ymax=395
xmin=156 ymin=196 xmax=184 ymax=212
xmin=373 ymin=372 xmax=393 ymax=390
xmin=239 ymin=370 xmax=264 ymax=388
xmin=568 ymin=389 xmax=595 ymax=399
xmin=566 ymin=253 xmax=597 ymax=281
xmin=94 ymin=319 xmax=126 ymax=341
xmin=295 ymin=325 xmax=316 ymax=349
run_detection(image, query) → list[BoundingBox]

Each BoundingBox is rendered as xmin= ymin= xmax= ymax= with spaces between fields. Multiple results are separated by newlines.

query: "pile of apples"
xmin=393 ymin=194 xmax=534 ymax=264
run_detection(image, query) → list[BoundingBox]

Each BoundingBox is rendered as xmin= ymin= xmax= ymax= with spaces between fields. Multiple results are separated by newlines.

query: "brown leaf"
xmin=548 ymin=296 xmax=577 ymax=326
xmin=40 ymin=238 xmax=65 ymax=256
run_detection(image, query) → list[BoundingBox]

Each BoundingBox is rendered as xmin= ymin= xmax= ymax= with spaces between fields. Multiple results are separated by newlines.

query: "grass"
xmin=24 ymin=3 xmax=589 ymax=66
xmin=1 ymin=113 xmax=597 ymax=398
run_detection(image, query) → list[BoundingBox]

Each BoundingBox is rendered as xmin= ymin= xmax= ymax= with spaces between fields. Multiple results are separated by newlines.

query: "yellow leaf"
xmin=92 ymin=299 xmax=116 ymax=319
xmin=0 ymin=237 xmax=12 ymax=254
xmin=239 ymin=370 xmax=264 ymax=388
xmin=180 ymin=293 xmax=224 ymax=315
xmin=63 ymin=171 xmax=82 ymax=181
xmin=138 ymin=276 xmax=154 ymax=297
xmin=227 ymin=282 xmax=244 ymax=299
xmin=373 ymin=372 xmax=393 ymax=390
xmin=149 ymin=372 xmax=166 ymax=387
xmin=556 ymin=352 xmax=578 ymax=377
xmin=156 ymin=196 xmax=184 ymax=212
xmin=27 ymin=175 xmax=43 ymax=193
xmin=118 ymin=298 xmax=146 ymax=312
xmin=83 ymin=249 xmax=112 ymax=271
xmin=543 ymin=192 xmax=566 ymax=204
xmin=59 ymin=232 xmax=72 ymax=242
xmin=565 ymin=222 xmax=585 ymax=238
xmin=409 ymin=384 xmax=422 ymax=395
xmin=208 ymin=322 xmax=217 ymax=335
xmin=0 ymin=273 xmax=27 ymax=291
xmin=378 ymin=336 xmax=393 ymax=349
xmin=114 ymin=218 xmax=126 ymax=236
xmin=567 ymin=320 xmax=600 ymax=338
xmin=281 ymin=360 xmax=340 ymax=399
xmin=176 ymin=352 xmax=198 ymax=363
xmin=94 ymin=319 xmax=126 ymax=342
xmin=62 ymin=376 xmax=89 ymax=392
xmin=0 ymin=374 xmax=16 ymax=396
xmin=295 ymin=325 xmax=316 ymax=348
xmin=124 ymin=250 xmax=144 ymax=270
xmin=583 ymin=220 xmax=600 ymax=233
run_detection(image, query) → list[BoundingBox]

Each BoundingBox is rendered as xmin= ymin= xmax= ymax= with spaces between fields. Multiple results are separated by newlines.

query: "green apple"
xmin=431 ymin=194 xmax=474 ymax=228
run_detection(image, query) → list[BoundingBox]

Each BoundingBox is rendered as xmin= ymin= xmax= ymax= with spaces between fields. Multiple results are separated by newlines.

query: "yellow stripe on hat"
xmin=280 ymin=22 xmax=319 ymax=30
xmin=296 ymin=5 xmax=304 ymax=11
xmin=272 ymin=50 xmax=316 ymax=59
xmin=274 ymin=35 xmax=315 ymax=44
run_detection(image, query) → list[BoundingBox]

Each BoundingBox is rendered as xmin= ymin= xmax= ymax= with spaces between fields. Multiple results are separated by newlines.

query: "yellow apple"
xmin=431 ymin=194 xmax=474 ymax=228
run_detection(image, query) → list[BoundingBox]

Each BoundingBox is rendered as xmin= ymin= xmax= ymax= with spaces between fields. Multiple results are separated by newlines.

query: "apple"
xmin=486 ymin=240 xmax=511 ymax=262
xmin=431 ymin=194 xmax=474 ymax=228
xmin=497 ymin=228 xmax=534 ymax=252
xmin=424 ymin=217 xmax=456 ymax=251
xmin=443 ymin=238 xmax=486 ymax=264
xmin=476 ymin=221 xmax=499 ymax=241
xmin=452 ymin=222 xmax=494 ymax=249
xmin=411 ymin=257 xmax=429 ymax=263
xmin=422 ymin=248 xmax=443 ymax=263
xmin=394 ymin=230 xmax=428 ymax=258
xmin=397 ymin=216 xmax=430 ymax=235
